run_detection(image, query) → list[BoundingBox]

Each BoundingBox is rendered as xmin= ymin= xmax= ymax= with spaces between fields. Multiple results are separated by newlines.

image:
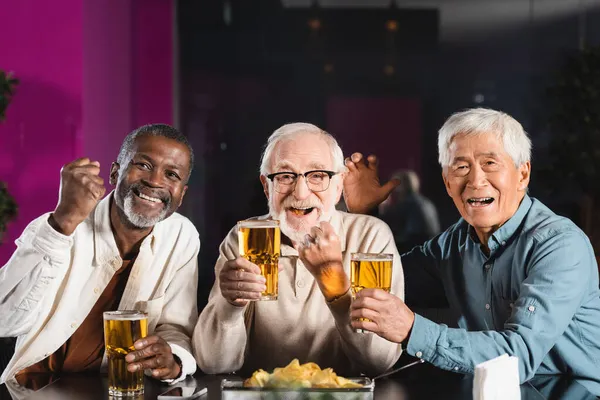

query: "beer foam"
xmin=351 ymin=253 xmax=393 ymax=262
xmin=238 ymin=221 xmax=279 ymax=229
xmin=103 ymin=311 xmax=147 ymax=321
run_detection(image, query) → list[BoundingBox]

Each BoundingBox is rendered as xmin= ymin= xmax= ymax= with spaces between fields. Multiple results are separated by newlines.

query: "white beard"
xmin=123 ymin=191 xmax=168 ymax=228
xmin=268 ymin=194 xmax=336 ymax=244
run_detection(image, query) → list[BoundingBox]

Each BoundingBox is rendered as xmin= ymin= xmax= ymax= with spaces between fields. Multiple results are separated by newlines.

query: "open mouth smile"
xmin=287 ymin=207 xmax=317 ymax=216
xmin=466 ymin=197 xmax=494 ymax=207
xmin=132 ymin=187 xmax=167 ymax=206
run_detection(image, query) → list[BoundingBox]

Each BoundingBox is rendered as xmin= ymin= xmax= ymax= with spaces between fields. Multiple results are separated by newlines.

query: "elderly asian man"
xmin=193 ymin=123 xmax=404 ymax=376
xmin=345 ymin=108 xmax=600 ymax=395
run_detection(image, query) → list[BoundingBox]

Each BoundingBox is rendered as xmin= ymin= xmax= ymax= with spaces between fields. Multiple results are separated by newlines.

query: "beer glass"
xmin=238 ymin=219 xmax=281 ymax=300
xmin=351 ymin=253 xmax=393 ymax=332
xmin=103 ymin=310 xmax=148 ymax=396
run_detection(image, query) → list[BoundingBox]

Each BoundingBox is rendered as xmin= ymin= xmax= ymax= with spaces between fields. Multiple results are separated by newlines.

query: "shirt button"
xmin=509 ymin=302 xmax=514 ymax=308
xmin=501 ymin=241 xmax=506 ymax=246
xmin=415 ymin=351 xmax=423 ymax=358
xmin=70 ymin=322 xmax=77 ymax=329
xmin=528 ymin=305 xmax=536 ymax=312
xmin=484 ymin=263 xmax=491 ymax=270
xmin=454 ymin=367 xmax=459 ymax=371
xmin=485 ymin=304 xmax=491 ymax=310
xmin=93 ymin=287 xmax=100 ymax=294
xmin=297 ymin=280 xmax=305 ymax=288
xmin=43 ymin=255 xmax=50 ymax=262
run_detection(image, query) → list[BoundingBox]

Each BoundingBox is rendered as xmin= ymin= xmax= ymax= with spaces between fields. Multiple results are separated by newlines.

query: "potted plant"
xmin=0 ymin=70 xmax=18 ymax=122
xmin=0 ymin=70 xmax=19 ymax=244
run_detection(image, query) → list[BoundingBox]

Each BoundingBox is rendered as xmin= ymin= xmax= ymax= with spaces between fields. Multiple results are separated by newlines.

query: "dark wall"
xmin=177 ymin=0 xmax=600 ymax=306
xmin=178 ymin=0 xmax=440 ymax=306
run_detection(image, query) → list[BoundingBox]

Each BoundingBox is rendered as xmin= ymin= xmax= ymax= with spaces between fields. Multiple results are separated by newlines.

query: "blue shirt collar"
xmin=467 ymin=194 xmax=533 ymax=256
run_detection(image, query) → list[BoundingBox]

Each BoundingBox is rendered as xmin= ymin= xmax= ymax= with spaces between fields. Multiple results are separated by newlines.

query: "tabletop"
xmin=1 ymin=362 xmax=597 ymax=400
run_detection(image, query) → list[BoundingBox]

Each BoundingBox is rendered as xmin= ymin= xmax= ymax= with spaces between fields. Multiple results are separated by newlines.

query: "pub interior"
xmin=1 ymin=0 xmax=600 ymax=399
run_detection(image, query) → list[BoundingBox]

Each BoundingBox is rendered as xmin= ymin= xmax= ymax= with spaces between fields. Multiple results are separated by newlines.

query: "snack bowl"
xmin=221 ymin=377 xmax=374 ymax=400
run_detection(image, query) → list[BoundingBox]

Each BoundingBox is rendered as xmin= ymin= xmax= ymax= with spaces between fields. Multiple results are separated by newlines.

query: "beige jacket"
xmin=193 ymin=211 xmax=404 ymax=377
xmin=0 ymin=193 xmax=199 ymax=384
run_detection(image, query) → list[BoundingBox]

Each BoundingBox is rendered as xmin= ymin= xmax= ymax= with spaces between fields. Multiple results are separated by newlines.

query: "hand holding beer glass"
xmin=238 ymin=219 xmax=281 ymax=300
xmin=350 ymin=253 xmax=393 ymax=333
xmin=103 ymin=311 xmax=148 ymax=396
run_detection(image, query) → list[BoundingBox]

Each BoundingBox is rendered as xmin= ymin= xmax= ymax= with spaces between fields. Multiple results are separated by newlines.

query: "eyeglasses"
xmin=266 ymin=170 xmax=338 ymax=194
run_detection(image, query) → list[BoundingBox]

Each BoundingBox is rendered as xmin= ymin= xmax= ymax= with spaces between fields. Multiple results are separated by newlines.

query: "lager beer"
xmin=238 ymin=220 xmax=280 ymax=300
xmin=350 ymin=253 xmax=393 ymax=294
xmin=103 ymin=311 xmax=148 ymax=396
xmin=350 ymin=253 xmax=393 ymax=332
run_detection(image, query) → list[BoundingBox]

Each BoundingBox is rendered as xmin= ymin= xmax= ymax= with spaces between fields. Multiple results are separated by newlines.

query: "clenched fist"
xmin=50 ymin=158 xmax=106 ymax=235
xmin=296 ymin=221 xmax=349 ymax=301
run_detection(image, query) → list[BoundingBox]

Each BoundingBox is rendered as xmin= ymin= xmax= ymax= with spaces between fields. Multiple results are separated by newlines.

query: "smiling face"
xmin=110 ymin=135 xmax=190 ymax=229
xmin=260 ymin=132 xmax=343 ymax=244
xmin=442 ymin=132 xmax=530 ymax=244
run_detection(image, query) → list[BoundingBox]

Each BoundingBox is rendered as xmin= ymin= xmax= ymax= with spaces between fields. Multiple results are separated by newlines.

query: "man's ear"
xmin=109 ymin=162 xmax=120 ymax=186
xmin=334 ymin=172 xmax=345 ymax=204
xmin=518 ymin=161 xmax=531 ymax=191
xmin=260 ymin=175 xmax=269 ymax=199
xmin=178 ymin=186 xmax=188 ymax=208
xmin=442 ymin=169 xmax=452 ymax=198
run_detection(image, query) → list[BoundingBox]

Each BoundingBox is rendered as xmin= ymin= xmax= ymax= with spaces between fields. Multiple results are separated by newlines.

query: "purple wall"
xmin=0 ymin=0 xmax=174 ymax=264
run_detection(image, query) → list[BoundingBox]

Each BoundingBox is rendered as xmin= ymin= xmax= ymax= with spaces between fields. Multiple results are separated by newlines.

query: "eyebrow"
xmin=307 ymin=162 xmax=328 ymax=170
xmin=477 ymin=152 xmax=500 ymax=158
xmin=272 ymin=162 xmax=329 ymax=172
xmin=451 ymin=152 xmax=500 ymax=163
xmin=272 ymin=162 xmax=297 ymax=172
xmin=135 ymin=154 xmax=184 ymax=171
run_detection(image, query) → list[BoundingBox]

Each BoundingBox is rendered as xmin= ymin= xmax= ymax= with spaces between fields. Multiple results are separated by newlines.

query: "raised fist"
xmin=50 ymin=158 xmax=106 ymax=235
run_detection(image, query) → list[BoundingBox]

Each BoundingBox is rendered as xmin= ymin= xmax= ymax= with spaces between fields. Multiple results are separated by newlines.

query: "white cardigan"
xmin=0 ymin=192 xmax=200 ymax=384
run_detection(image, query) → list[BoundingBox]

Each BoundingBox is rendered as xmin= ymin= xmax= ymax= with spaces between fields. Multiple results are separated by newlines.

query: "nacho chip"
xmin=243 ymin=359 xmax=362 ymax=389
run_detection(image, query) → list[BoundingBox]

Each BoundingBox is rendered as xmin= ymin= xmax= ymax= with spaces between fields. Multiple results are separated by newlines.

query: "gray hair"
xmin=438 ymin=108 xmax=531 ymax=168
xmin=117 ymin=123 xmax=194 ymax=180
xmin=259 ymin=123 xmax=346 ymax=175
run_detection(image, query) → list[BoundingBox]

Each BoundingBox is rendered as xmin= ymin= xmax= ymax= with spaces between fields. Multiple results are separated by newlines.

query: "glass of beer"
xmin=351 ymin=253 xmax=393 ymax=332
xmin=103 ymin=310 xmax=148 ymax=397
xmin=238 ymin=219 xmax=281 ymax=300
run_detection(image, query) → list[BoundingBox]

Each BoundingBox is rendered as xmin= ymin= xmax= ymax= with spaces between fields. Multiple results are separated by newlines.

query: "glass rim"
xmin=238 ymin=219 xmax=280 ymax=228
xmin=351 ymin=252 xmax=394 ymax=261
xmin=103 ymin=310 xmax=147 ymax=321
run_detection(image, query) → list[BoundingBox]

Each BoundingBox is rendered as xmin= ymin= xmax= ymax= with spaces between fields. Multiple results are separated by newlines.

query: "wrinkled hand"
xmin=350 ymin=289 xmax=415 ymax=344
xmin=219 ymin=257 xmax=267 ymax=307
xmin=50 ymin=158 xmax=106 ymax=235
xmin=297 ymin=221 xmax=349 ymax=301
xmin=125 ymin=335 xmax=181 ymax=380
xmin=343 ymin=153 xmax=400 ymax=214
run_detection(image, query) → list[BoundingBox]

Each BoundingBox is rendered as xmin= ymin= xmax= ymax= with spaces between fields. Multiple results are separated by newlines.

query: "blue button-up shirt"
xmin=402 ymin=195 xmax=600 ymax=395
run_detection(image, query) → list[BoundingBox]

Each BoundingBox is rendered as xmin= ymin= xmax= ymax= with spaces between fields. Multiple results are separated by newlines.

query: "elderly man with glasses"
xmin=193 ymin=123 xmax=404 ymax=377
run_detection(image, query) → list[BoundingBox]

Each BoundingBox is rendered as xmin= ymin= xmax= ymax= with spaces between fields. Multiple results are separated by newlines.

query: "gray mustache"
xmin=282 ymin=200 xmax=322 ymax=209
xmin=130 ymin=183 xmax=171 ymax=206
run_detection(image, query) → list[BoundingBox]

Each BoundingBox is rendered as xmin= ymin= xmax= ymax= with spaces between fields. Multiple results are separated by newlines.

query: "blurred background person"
xmin=379 ymin=170 xmax=440 ymax=253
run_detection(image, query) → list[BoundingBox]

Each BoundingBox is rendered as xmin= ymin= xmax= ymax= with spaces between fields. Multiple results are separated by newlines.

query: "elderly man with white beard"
xmin=193 ymin=123 xmax=404 ymax=377
xmin=0 ymin=124 xmax=199 ymax=390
